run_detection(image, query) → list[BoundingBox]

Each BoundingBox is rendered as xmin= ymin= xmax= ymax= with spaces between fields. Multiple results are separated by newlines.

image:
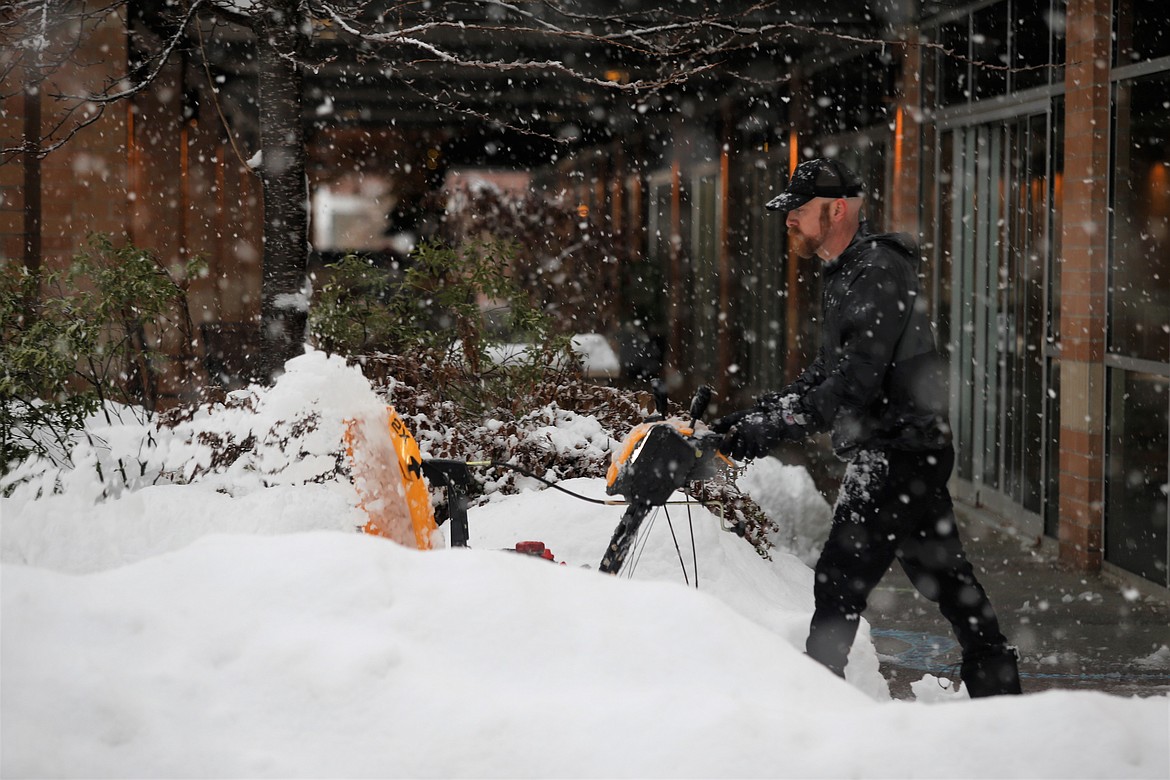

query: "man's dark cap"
xmin=765 ymin=158 xmax=864 ymax=212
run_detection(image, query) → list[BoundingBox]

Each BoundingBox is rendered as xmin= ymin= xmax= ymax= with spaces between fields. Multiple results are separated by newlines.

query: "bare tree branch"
xmin=70 ymin=0 xmax=208 ymax=105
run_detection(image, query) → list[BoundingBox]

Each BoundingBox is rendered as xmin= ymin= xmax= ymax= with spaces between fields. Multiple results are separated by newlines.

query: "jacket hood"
xmin=828 ymin=221 xmax=919 ymax=275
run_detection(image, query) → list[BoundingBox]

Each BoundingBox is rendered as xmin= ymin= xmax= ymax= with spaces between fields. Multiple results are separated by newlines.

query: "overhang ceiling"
xmin=145 ymin=1 xmax=914 ymax=167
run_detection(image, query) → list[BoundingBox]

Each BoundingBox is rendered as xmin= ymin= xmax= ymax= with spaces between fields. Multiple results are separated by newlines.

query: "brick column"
xmin=890 ymin=28 xmax=923 ymax=239
xmin=1057 ymin=0 xmax=1112 ymax=571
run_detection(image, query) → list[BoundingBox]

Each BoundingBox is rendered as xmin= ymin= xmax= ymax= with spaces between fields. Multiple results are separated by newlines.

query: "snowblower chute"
xmin=344 ymin=406 xmax=441 ymax=550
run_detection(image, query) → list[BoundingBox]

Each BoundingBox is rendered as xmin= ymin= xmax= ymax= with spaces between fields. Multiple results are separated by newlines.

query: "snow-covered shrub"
xmin=3 ymin=343 xmax=780 ymax=559
xmin=1 ymin=351 xmax=383 ymax=504
xmin=309 ymin=239 xmax=578 ymax=417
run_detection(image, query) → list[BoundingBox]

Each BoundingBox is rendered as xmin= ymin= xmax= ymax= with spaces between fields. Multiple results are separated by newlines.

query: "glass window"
xmin=831 ymin=135 xmax=887 ymax=232
xmin=740 ymin=156 xmax=787 ymax=395
xmin=621 ymin=175 xmax=663 ymax=336
xmin=930 ymin=1 xmax=1066 ymax=103
xmin=1050 ymin=0 xmax=1068 ymax=74
xmin=1107 ymin=70 xmax=1170 ymax=587
xmin=936 ymin=130 xmax=955 ymax=355
xmin=1045 ymin=98 xmax=1064 ymax=540
xmin=972 ymin=2 xmax=1009 ymax=100
xmin=1115 ymin=0 xmax=1170 ymax=66
xmin=936 ymin=20 xmax=970 ymax=107
xmin=1044 ymin=358 xmax=1061 ymax=538
xmin=647 ymin=176 xmax=673 ymax=275
xmin=1110 ymin=73 xmax=1170 ymax=364
xmin=1011 ymin=0 xmax=1052 ymax=91
xmin=676 ymin=177 xmax=694 ymax=372
xmin=1049 ymin=97 xmax=1064 ymax=346
xmin=1106 ymin=369 xmax=1169 ymax=586
xmin=1002 ymin=112 xmax=1049 ymax=513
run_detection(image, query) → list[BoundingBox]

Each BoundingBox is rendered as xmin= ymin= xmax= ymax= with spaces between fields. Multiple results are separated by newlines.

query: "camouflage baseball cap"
xmin=765 ymin=158 xmax=864 ymax=212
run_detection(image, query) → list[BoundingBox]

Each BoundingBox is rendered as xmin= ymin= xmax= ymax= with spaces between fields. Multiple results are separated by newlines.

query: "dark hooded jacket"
xmin=776 ymin=221 xmax=952 ymax=455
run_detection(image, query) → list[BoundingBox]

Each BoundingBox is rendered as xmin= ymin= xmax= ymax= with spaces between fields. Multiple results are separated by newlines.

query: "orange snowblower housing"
xmin=604 ymin=420 xmax=694 ymax=490
xmin=344 ymin=406 xmax=440 ymax=550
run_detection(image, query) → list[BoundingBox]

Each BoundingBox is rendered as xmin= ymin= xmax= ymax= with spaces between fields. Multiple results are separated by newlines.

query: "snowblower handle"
xmin=651 ymin=378 xmax=669 ymax=418
xmin=688 ymin=385 xmax=713 ymax=427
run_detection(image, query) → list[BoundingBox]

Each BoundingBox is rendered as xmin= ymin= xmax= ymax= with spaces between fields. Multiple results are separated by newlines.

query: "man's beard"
xmin=788 ymin=203 xmax=832 ymax=259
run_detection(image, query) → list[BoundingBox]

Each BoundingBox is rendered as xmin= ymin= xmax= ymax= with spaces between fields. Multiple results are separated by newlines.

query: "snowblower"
xmin=343 ymin=383 xmax=733 ymax=578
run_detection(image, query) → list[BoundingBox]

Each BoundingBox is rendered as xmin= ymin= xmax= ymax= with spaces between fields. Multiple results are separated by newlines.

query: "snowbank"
xmin=3 ymin=529 xmax=1166 ymax=779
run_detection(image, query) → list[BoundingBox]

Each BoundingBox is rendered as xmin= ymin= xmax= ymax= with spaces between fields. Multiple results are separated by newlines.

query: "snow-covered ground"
xmin=2 ymin=352 xmax=1167 ymax=778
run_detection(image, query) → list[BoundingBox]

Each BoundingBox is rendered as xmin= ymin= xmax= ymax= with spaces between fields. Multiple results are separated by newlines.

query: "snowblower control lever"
xmin=688 ymin=384 xmax=713 ymax=428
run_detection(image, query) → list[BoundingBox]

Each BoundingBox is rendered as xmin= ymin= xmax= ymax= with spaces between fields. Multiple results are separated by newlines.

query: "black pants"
xmin=805 ymin=447 xmax=1021 ymax=696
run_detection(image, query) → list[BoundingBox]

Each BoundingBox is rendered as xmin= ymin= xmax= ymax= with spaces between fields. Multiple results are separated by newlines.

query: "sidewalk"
xmin=865 ymin=504 xmax=1170 ymax=700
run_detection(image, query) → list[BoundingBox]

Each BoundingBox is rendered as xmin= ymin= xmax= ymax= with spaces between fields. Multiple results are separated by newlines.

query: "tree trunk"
xmin=22 ymin=63 xmax=43 ymax=324
xmin=23 ymin=76 xmax=42 ymax=277
xmin=255 ymin=3 xmax=308 ymax=382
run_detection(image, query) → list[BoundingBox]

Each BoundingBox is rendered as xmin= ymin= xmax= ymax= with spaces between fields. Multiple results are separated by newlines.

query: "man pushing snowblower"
xmin=711 ymin=159 xmax=1022 ymax=698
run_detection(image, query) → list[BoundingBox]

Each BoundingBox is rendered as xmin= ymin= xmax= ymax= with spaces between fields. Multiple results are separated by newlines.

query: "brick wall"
xmin=5 ymin=7 xmax=265 ymax=404
xmin=39 ymin=11 xmax=132 ymax=267
xmin=0 ymin=87 xmax=27 ymax=264
xmin=1057 ymin=0 xmax=1114 ymax=570
xmin=1 ymin=9 xmax=131 ymax=271
xmin=125 ymin=48 xmax=265 ymax=400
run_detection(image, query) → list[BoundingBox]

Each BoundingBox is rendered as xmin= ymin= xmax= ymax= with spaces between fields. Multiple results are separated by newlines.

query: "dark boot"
xmin=961 ymin=644 xmax=1022 ymax=697
xmin=805 ymin=610 xmax=858 ymax=679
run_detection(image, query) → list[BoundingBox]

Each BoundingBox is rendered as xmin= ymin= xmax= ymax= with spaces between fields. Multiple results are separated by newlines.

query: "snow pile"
xmin=2 ymin=351 xmax=380 ymax=572
xmin=2 ymin=350 xmax=382 ymax=505
xmin=571 ymin=332 xmax=621 ymax=377
xmin=4 ymin=518 xmax=1167 ymax=778
xmin=161 ymin=348 xmax=385 ymax=492
xmin=738 ymin=456 xmax=832 ymax=565
xmin=3 ymin=351 xmax=1168 ymax=778
xmin=0 ymin=482 xmax=360 ymax=575
xmin=911 ymin=673 xmax=967 ymax=704
xmin=1136 ymin=645 xmax=1170 ymax=670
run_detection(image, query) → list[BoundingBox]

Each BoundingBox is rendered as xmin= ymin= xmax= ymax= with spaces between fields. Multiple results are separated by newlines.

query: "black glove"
xmin=712 ymin=393 xmax=814 ymax=461
xmin=766 ymin=392 xmax=816 ymax=437
xmin=710 ymin=407 xmax=785 ymax=461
